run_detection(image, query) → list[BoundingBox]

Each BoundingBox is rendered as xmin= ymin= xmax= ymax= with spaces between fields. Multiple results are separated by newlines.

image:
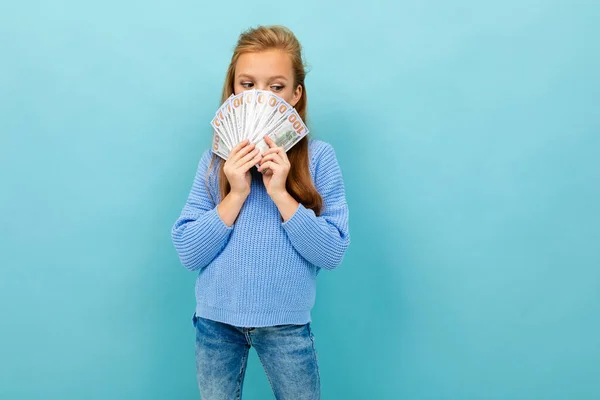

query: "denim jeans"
xmin=192 ymin=312 xmax=321 ymax=400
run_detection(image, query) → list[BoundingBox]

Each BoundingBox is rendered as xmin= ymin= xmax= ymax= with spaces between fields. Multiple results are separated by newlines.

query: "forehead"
xmin=235 ymin=50 xmax=293 ymax=78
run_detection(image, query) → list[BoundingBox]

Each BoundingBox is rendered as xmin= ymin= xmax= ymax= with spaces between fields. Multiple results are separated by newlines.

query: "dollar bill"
xmin=209 ymin=90 xmax=308 ymax=161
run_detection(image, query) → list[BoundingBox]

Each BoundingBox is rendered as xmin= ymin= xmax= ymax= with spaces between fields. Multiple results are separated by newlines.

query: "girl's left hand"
xmin=257 ymin=136 xmax=290 ymax=196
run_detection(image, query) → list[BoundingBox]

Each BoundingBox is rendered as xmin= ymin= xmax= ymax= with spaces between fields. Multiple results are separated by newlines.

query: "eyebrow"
xmin=236 ymin=74 xmax=289 ymax=81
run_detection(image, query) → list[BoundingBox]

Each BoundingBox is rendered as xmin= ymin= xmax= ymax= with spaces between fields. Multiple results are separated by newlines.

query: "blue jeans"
xmin=192 ymin=313 xmax=321 ymax=400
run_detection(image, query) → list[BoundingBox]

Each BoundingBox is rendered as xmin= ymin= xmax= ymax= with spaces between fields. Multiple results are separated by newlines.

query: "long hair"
xmin=206 ymin=25 xmax=323 ymax=215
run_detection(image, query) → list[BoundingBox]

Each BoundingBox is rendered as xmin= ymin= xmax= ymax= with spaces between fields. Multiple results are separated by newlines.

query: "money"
xmin=210 ymin=89 xmax=309 ymax=161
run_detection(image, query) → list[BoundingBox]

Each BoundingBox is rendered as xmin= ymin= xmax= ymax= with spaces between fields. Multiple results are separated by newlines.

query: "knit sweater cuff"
xmin=281 ymin=202 xmax=312 ymax=234
xmin=206 ymin=206 xmax=234 ymax=235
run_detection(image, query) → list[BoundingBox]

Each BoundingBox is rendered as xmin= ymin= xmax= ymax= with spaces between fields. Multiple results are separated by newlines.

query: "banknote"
xmin=210 ymin=89 xmax=309 ymax=161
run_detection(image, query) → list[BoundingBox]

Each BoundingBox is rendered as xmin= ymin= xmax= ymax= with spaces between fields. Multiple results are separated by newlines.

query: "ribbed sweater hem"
xmin=195 ymin=304 xmax=311 ymax=328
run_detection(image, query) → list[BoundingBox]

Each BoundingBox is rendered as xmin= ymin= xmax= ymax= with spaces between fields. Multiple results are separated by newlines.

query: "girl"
xmin=171 ymin=25 xmax=350 ymax=400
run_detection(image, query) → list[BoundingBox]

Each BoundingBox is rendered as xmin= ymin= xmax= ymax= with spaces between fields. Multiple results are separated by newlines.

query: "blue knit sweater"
xmin=171 ymin=138 xmax=350 ymax=327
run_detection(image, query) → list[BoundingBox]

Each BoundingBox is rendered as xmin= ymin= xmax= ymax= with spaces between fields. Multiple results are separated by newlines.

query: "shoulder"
xmin=197 ymin=148 xmax=222 ymax=178
xmin=194 ymin=149 xmax=221 ymax=195
xmin=308 ymin=137 xmax=341 ymax=173
xmin=199 ymin=148 xmax=215 ymax=170
xmin=308 ymin=137 xmax=338 ymax=170
xmin=307 ymin=137 xmax=344 ymax=190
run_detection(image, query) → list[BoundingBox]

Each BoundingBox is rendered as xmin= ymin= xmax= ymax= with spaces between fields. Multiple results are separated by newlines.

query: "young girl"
xmin=171 ymin=25 xmax=350 ymax=400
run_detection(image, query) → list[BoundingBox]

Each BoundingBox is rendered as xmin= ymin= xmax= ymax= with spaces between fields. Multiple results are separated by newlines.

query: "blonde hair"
xmin=207 ymin=25 xmax=323 ymax=215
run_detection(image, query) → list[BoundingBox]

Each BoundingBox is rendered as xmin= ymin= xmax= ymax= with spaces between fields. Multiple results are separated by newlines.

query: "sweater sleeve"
xmin=171 ymin=150 xmax=234 ymax=271
xmin=281 ymin=143 xmax=350 ymax=270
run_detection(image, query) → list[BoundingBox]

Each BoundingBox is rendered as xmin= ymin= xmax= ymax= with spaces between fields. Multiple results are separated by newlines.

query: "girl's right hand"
xmin=223 ymin=139 xmax=262 ymax=197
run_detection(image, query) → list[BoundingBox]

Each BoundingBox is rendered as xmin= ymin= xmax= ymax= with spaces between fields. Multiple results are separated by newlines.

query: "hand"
xmin=257 ymin=135 xmax=290 ymax=197
xmin=223 ymin=139 xmax=261 ymax=197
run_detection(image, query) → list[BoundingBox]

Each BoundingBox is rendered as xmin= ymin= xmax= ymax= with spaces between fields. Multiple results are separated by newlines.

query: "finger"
xmin=241 ymin=152 xmax=262 ymax=172
xmin=264 ymin=135 xmax=278 ymax=148
xmin=236 ymin=147 xmax=260 ymax=167
xmin=231 ymin=139 xmax=250 ymax=154
xmin=259 ymin=153 xmax=284 ymax=165
xmin=230 ymin=139 xmax=251 ymax=158
xmin=261 ymin=147 xmax=284 ymax=157
xmin=257 ymin=160 xmax=278 ymax=173
xmin=231 ymin=142 xmax=255 ymax=162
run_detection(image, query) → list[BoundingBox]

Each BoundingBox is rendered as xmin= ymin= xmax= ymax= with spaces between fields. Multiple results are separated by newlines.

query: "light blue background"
xmin=1 ymin=0 xmax=599 ymax=399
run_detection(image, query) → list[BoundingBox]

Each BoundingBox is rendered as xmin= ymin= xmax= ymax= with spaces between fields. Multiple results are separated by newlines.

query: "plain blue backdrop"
xmin=1 ymin=0 xmax=599 ymax=399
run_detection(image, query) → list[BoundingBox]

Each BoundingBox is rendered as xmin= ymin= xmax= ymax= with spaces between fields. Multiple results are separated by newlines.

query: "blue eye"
xmin=271 ymin=85 xmax=284 ymax=92
xmin=241 ymin=82 xmax=254 ymax=88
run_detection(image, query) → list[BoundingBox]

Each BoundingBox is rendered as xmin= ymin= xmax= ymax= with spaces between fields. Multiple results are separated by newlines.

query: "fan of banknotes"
xmin=210 ymin=89 xmax=309 ymax=161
